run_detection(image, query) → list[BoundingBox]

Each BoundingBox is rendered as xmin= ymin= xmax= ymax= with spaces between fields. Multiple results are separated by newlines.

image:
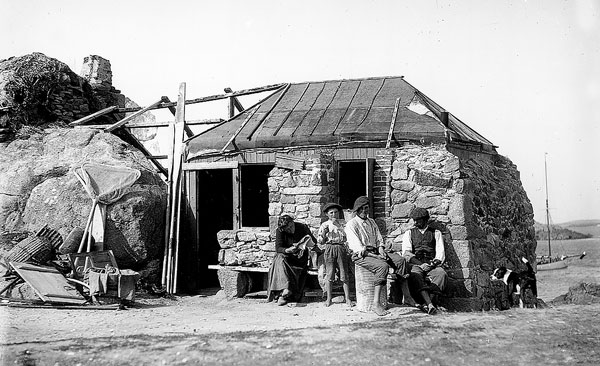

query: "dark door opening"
xmin=337 ymin=161 xmax=366 ymax=210
xmin=240 ymin=164 xmax=273 ymax=227
xmin=195 ymin=169 xmax=233 ymax=289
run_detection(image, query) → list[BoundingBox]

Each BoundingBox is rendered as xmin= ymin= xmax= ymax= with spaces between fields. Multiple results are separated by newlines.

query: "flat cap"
xmin=352 ymin=196 xmax=370 ymax=212
xmin=410 ymin=207 xmax=430 ymax=220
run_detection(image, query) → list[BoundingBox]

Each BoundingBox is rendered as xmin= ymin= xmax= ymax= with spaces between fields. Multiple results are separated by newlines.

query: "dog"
xmin=491 ymin=257 xmax=537 ymax=308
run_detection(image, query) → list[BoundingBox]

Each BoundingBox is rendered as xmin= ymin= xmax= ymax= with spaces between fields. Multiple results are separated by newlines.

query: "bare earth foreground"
xmin=1 ymin=238 xmax=599 ymax=366
xmin=1 ymin=292 xmax=599 ymax=365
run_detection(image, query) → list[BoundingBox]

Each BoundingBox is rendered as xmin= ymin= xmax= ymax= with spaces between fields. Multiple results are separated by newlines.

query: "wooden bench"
xmin=207 ymin=264 xmax=408 ymax=305
xmin=208 ymin=264 xmax=320 ymax=299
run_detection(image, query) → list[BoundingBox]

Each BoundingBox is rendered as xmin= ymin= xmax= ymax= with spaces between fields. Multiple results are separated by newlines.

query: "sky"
xmin=1 ymin=0 xmax=599 ymax=224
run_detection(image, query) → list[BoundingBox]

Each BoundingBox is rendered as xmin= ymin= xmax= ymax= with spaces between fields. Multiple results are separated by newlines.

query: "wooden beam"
xmin=224 ymin=87 xmax=245 ymax=114
xmin=75 ymin=119 xmax=223 ymax=129
xmin=104 ymin=99 xmax=163 ymax=132
xmin=385 ymin=97 xmax=401 ymax=149
xmin=165 ymin=83 xmax=187 ymax=294
xmin=117 ymin=83 xmax=285 ymax=113
xmin=69 ymin=106 xmax=118 ymax=126
xmin=114 ymin=129 xmax=168 ymax=177
xmin=220 ymin=106 xmax=259 ymax=153
xmin=182 ymin=161 xmax=239 ymax=171
xmin=162 ymin=96 xmax=194 ymax=138
xmin=246 ymin=83 xmax=290 ymax=141
xmin=232 ymin=168 xmax=241 ymax=230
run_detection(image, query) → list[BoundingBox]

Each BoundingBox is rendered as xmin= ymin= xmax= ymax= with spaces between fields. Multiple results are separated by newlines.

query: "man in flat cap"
xmin=400 ymin=207 xmax=447 ymax=314
xmin=345 ymin=196 xmax=406 ymax=316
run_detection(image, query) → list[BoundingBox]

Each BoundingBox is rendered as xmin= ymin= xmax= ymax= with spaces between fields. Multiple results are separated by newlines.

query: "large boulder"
xmin=0 ymin=127 xmax=167 ymax=269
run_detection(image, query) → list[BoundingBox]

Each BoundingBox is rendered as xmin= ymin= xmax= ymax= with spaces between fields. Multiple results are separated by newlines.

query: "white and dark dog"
xmin=491 ymin=257 xmax=538 ymax=308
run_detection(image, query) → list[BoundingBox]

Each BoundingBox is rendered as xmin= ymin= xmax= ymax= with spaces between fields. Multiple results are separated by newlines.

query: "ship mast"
xmin=544 ymin=153 xmax=551 ymax=257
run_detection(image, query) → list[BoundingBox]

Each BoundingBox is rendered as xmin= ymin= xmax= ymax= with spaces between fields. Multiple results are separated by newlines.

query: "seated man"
xmin=345 ymin=196 xmax=407 ymax=316
xmin=400 ymin=207 xmax=448 ymax=315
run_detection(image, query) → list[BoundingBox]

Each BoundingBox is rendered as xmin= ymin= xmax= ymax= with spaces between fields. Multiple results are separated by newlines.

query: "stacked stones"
xmin=80 ymin=55 xmax=126 ymax=111
xmin=382 ymin=144 xmax=535 ymax=310
xmin=267 ymin=153 xmax=335 ymax=233
xmin=217 ymin=228 xmax=274 ymax=268
xmin=47 ymin=74 xmax=92 ymax=121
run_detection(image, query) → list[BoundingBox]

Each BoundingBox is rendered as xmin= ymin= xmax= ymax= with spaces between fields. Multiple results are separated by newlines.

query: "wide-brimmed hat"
xmin=351 ymin=196 xmax=370 ymax=212
xmin=322 ymin=202 xmax=343 ymax=213
xmin=410 ymin=207 xmax=430 ymax=220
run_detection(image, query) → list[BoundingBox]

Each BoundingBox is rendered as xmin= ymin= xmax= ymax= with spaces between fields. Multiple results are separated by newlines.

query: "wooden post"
xmin=224 ymin=87 xmax=245 ymax=115
xmin=386 ymin=97 xmax=401 ymax=149
xmin=162 ymin=96 xmax=194 ymax=138
xmin=232 ymin=168 xmax=241 ymax=230
xmin=166 ymin=82 xmax=186 ymax=294
xmin=172 ymin=171 xmax=184 ymax=292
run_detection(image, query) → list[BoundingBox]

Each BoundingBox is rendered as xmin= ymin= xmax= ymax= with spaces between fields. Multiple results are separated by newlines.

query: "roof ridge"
xmin=289 ymin=75 xmax=404 ymax=86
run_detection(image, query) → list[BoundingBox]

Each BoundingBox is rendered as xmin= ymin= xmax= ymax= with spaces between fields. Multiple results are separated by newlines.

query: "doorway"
xmin=337 ymin=161 xmax=367 ymax=210
xmin=192 ymin=169 xmax=233 ymax=289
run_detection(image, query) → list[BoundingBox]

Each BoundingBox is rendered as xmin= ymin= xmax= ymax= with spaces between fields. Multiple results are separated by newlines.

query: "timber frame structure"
xmin=69 ymin=76 xmax=499 ymax=297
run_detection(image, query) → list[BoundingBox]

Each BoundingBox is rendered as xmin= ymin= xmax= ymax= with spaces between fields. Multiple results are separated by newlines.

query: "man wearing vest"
xmin=401 ymin=207 xmax=447 ymax=315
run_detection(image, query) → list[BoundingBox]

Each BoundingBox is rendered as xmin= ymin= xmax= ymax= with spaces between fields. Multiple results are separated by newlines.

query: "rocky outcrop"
xmin=0 ymin=53 xmax=105 ymax=134
xmin=0 ymin=128 xmax=167 ymax=268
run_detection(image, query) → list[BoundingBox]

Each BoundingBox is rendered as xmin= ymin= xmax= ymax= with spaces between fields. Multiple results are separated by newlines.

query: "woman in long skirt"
xmin=267 ymin=215 xmax=317 ymax=305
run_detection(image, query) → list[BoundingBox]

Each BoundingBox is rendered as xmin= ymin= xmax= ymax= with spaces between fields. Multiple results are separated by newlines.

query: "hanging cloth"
xmin=72 ymin=163 xmax=141 ymax=254
xmin=72 ymin=163 xmax=141 ymax=205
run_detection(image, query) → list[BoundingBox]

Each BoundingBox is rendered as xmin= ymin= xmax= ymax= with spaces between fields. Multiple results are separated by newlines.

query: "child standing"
xmin=317 ymin=202 xmax=352 ymax=307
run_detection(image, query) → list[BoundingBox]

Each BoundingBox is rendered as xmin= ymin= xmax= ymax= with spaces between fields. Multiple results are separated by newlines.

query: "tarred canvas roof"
xmin=186 ymin=76 xmax=494 ymax=158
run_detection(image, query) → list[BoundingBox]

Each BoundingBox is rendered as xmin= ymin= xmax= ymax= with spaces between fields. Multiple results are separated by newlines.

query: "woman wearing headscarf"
xmin=267 ymin=214 xmax=317 ymax=305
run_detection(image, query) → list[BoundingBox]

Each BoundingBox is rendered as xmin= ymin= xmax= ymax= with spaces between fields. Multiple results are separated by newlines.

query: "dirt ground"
xmin=2 ymin=238 xmax=599 ymax=366
xmin=1 ymin=288 xmax=600 ymax=366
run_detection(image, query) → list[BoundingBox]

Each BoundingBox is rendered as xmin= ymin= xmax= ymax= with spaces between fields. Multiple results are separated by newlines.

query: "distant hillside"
xmin=534 ymin=221 xmax=593 ymax=240
xmin=557 ymin=219 xmax=600 ymax=238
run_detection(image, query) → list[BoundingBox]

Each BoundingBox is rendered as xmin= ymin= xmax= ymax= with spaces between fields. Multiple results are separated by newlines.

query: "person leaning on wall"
xmin=266 ymin=214 xmax=318 ymax=306
xmin=397 ymin=207 xmax=448 ymax=315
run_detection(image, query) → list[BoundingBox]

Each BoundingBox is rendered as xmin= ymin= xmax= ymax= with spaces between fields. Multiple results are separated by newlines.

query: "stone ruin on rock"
xmin=0 ymin=53 xmax=167 ymax=290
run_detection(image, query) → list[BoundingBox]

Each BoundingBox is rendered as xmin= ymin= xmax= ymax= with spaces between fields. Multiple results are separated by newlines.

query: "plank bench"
xmin=208 ymin=264 xmax=407 ymax=305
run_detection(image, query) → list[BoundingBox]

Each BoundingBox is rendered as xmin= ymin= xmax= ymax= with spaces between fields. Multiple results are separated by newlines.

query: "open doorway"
xmin=337 ymin=161 xmax=367 ymax=210
xmin=240 ymin=164 xmax=273 ymax=227
xmin=192 ymin=169 xmax=233 ymax=289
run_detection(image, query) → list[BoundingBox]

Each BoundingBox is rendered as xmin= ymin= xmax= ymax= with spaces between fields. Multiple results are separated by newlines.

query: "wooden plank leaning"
xmin=385 ymin=97 xmax=401 ymax=149
xmin=164 ymin=83 xmax=186 ymax=294
xmin=161 ymin=96 xmax=194 ymax=138
xmin=68 ymin=106 xmax=118 ymax=126
xmin=104 ymin=99 xmax=163 ymax=132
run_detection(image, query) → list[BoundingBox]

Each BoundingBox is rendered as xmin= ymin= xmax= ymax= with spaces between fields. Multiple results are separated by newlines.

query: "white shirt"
xmin=399 ymin=226 xmax=445 ymax=263
xmin=345 ymin=215 xmax=384 ymax=254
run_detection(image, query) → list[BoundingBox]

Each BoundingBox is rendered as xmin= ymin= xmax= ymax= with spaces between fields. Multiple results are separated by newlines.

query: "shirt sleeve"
xmin=317 ymin=222 xmax=328 ymax=245
xmin=401 ymin=230 xmax=414 ymax=258
xmin=434 ymin=230 xmax=445 ymax=263
xmin=345 ymin=220 xmax=364 ymax=254
xmin=373 ymin=220 xmax=384 ymax=247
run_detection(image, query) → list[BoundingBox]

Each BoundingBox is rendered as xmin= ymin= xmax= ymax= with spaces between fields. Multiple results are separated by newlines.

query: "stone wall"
xmin=267 ymin=153 xmax=335 ymax=233
xmin=379 ymin=144 xmax=535 ymax=311
xmin=214 ymin=144 xmax=535 ymax=310
xmin=217 ymin=228 xmax=274 ymax=268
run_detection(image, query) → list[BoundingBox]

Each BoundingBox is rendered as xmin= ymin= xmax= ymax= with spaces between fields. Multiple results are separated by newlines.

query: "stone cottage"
xmin=180 ymin=76 xmax=535 ymax=310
